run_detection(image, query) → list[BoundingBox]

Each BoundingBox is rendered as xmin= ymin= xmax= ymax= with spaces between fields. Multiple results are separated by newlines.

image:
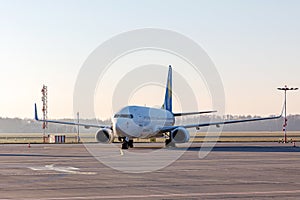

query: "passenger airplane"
xmin=35 ymin=65 xmax=282 ymax=149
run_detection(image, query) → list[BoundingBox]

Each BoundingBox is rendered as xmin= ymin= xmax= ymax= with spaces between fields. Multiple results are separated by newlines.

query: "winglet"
xmin=280 ymin=103 xmax=284 ymax=118
xmin=277 ymin=99 xmax=285 ymax=118
xmin=34 ymin=103 xmax=39 ymax=120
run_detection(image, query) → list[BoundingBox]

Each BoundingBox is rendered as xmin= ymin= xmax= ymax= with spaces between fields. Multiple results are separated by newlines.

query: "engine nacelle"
xmin=95 ymin=128 xmax=114 ymax=144
xmin=171 ymin=127 xmax=190 ymax=143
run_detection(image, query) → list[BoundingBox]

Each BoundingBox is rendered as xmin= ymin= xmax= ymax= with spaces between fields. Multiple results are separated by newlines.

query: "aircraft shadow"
xmin=181 ymin=145 xmax=300 ymax=153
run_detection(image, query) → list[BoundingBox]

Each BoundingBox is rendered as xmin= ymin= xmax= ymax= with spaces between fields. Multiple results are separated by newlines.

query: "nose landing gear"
xmin=121 ymin=137 xmax=134 ymax=149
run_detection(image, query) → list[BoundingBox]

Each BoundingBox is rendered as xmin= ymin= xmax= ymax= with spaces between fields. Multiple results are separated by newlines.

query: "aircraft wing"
xmin=160 ymin=114 xmax=282 ymax=132
xmin=34 ymin=104 xmax=111 ymax=129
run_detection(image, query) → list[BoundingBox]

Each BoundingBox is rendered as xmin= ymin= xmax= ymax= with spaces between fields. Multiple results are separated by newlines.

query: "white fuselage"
xmin=112 ymin=106 xmax=175 ymax=139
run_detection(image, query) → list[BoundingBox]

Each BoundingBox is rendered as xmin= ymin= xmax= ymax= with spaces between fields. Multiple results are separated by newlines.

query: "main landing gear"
xmin=121 ymin=137 xmax=134 ymax=149
xmin=165 ymin=138 xmax=176 ymax=148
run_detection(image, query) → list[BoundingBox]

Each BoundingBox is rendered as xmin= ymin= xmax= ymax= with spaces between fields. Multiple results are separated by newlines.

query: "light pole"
xmin=277 ymin=85 xmax=298 ymax=143
xmin=77 ymin=112 xmax=80 ymax=143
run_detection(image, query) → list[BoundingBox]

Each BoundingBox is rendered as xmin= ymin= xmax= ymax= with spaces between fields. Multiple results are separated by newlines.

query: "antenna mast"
xmin=41 ymin=85 xmax=48 ymax=143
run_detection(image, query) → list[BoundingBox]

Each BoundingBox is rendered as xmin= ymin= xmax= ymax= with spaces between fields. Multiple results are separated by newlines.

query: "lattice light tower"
xmin=277 ymin=85 xmax=298 ymax=143
xmin=41 ymin=85 xmax=48 ymax=143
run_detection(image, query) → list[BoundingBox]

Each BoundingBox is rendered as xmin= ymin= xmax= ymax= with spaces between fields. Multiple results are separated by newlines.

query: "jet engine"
xmin=170 ymin=127 xmax=190 ymax=143
xmin=95 ymin=128 xmax=114 ymax=143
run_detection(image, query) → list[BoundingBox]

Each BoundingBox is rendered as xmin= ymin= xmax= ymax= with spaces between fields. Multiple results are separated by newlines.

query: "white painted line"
xmin=28 ymin=164 xmax=97 ymax=175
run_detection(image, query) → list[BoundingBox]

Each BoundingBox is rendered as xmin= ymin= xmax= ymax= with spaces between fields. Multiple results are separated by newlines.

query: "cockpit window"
xmin=114 ymin=114 xmax=133 ymax=119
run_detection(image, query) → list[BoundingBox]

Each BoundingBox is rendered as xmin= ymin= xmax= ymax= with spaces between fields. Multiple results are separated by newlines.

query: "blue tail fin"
xmin=162 ymin=65 xmax=172 ymax=112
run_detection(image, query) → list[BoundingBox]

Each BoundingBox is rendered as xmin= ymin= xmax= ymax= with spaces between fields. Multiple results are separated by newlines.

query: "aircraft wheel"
xmin=122 ymin=142 xmax=129 ymax=149
xmin=165 ymin=139 xmax=176 ymax=148
xmin=128 ymin=140 xmax=134 ymax=148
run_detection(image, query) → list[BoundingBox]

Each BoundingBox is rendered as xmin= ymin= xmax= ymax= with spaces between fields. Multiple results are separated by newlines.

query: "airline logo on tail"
xmin=162 ymin=65 xmax=172 ymax=112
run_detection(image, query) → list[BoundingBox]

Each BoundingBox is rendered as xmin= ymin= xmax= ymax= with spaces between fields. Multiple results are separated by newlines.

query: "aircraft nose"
xmin=114 ymin=121 xmax=124 ymax=134
xmin=115 ymin=119 xmax=142 ymax=138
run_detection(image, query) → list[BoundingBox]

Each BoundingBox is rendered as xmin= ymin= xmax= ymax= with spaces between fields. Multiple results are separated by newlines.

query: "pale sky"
xmin=0 ymin=0 xmax=299 ymax=119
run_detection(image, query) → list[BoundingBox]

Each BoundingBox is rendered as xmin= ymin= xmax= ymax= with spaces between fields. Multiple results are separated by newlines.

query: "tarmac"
xmin=1 ymin=142 xmax=300 ymax=199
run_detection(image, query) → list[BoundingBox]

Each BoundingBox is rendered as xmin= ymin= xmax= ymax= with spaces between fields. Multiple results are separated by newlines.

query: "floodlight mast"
xmin=277 ymin=85 xmax=298 ymax=143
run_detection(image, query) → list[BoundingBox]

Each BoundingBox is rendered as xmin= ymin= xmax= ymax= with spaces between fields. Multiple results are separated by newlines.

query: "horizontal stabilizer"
xmin=173 ymin=110 xmax=217 ymax=117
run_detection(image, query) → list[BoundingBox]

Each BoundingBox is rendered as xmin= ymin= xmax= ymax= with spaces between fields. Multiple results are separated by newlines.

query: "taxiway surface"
xmin=1 ymin=142 xmax=300 ymax=199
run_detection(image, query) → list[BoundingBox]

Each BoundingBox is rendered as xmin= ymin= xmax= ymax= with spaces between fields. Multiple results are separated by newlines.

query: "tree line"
xmin=0 ymin=115 xmax=299 ymax=133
